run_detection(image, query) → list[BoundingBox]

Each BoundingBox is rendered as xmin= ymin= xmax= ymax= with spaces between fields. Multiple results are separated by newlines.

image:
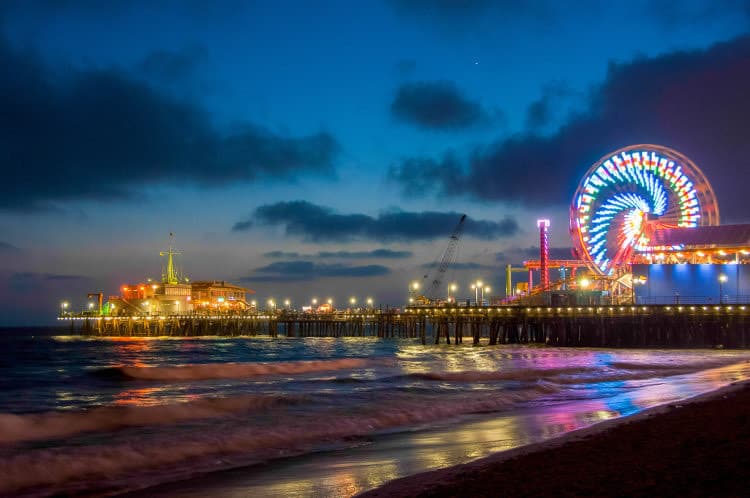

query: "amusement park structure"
xmin=507 ymin=144 xmax=750 ymax=305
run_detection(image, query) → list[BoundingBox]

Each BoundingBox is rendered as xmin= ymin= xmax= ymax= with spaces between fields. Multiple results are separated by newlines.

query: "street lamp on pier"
xmin=471 ymin=281 xmax=483 ymax=306
xmin=448 ymin=283 xmax=457 ymax=303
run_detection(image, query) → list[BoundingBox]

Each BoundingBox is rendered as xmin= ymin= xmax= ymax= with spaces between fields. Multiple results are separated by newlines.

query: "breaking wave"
xmin=101 ymin=358 xmax=372 ymax=381
xmin=0 ymin=384 xmax=558 ymax=496
xmin=0 ymin=394 xmax=295 ymax=444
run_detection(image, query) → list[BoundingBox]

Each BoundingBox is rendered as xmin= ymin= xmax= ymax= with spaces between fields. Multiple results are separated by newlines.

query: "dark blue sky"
xmin=2 ymin=0 xmax=750 ymax=324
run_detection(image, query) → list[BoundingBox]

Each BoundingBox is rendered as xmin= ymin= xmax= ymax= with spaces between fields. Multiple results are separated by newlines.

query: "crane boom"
xmin=424 ymin=214 xmax=467 ymax=301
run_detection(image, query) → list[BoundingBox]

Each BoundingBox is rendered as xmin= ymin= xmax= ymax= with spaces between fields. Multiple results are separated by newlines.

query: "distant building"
xmin=191 ymin=280 xmax=255 ymax=311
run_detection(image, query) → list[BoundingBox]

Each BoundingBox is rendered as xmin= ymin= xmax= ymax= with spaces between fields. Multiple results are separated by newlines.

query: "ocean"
xmin=1 ymin=328 xmax=749 ymax=497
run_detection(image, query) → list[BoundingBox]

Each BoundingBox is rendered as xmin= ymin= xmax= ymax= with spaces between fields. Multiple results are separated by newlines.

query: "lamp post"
xmin=60 ymin=301 xmax=69 ymax=315
xmin=366 ymin=297 xmax=373 ymax=308
xmin=719 ymin=274 xmax=728 ymax=304
xmin=470 ymin=280 xmax=483 ymax=306
xmin=284 ymin=299 xmax=290 ymax=310
xmin=448 ymin=283 xmax=457 ymax=303
xmin=484 ymin=286 xmax=491 ymax=306
xmin=410 ymin=281 xmax=420 ymax=302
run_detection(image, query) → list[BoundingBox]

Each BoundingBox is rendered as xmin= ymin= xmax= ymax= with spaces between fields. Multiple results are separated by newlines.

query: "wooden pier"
xmin=60 ymin=304 xmax=750 ymax=348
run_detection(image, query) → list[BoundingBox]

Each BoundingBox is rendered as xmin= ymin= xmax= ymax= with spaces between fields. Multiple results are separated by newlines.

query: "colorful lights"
xmin=571 ymin=145 xmax=718 ymax=275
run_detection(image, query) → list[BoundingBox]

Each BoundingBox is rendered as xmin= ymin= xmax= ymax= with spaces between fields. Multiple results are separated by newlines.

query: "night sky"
xmin=2 ymin=0 xmax=750 ymax=324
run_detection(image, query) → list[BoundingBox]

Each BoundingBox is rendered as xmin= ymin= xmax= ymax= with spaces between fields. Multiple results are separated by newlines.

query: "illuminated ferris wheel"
xmin=570 ymin=144 xmax=720 ymax=275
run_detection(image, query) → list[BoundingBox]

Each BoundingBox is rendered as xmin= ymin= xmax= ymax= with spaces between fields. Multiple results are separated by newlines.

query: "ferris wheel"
xmin=570 ymin=144 xmax=720 ymax=275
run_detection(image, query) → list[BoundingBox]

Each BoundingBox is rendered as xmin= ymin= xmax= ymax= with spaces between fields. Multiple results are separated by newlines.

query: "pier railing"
xmin=58 ymin=304 xmax=750 ymax=348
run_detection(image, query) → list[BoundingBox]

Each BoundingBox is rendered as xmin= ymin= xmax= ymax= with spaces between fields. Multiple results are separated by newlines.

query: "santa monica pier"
xmin=60 ymin=144 xmax=750 ymax=348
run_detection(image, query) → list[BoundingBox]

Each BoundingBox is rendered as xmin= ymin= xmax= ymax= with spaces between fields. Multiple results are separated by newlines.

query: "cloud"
xmin=495 ymin=246 xmax=573 ymax=263
xmin=0 ymin=241 xmax=19 ymax=252
xmin=262 ymin=250 xmax=301 ymax=259
xmin=136 ymin=46 xmax=208 ymax=82
xmin=236 ymin=201 xmax=519 ymax=242
xmin=232 ymin=220 xmax=254 ymax=232
xmin=420 ymin=261 xmax=495 ymax=270
xmin=524 ymin=82 xmax=580 ymax=131
xmin=318 ymin=249 xmax=413 ymax=259
xmin=0 ymin=37 xmax=339 ymax=210
xmin=263 ymin=249 xmax=413 ymax=260
xmin=391 ymin=81 xmax=491 ymax=130
xmin=388 ymin=35 xmax=750 ymax=221
xmin=244 ymin=261 xmax=391 ymax=282
xmin=7 ymin=272 xmax=88 ymax=292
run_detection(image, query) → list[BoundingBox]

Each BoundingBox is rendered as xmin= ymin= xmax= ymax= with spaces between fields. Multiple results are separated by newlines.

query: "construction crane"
xmin=419 ymin=214 xmax=467 ymax=304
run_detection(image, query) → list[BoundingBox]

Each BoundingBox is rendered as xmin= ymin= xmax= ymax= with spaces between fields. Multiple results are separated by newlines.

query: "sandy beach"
xmin=362 ymin=380 xmax=750 ymax=497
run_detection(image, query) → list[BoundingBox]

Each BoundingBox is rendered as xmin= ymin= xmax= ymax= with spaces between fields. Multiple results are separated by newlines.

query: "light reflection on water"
xmin=3 ymin=332 xmax=750 ymax=497
xmin=140 ymin=360 xmax=750 ymax=498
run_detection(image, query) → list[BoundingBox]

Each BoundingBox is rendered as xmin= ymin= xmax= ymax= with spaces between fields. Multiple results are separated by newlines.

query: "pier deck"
xmin=60 ymin=304 xmax=750 ymax=348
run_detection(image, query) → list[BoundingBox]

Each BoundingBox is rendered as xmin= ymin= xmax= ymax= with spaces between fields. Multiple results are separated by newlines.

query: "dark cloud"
xmin=0 ymin=37 xmax=339 ymax=210
xmin=389 ymin=35 xmax=750 ymax=221
xmin=496 ymin=246 xmax=573 ymax=263
xmin=524 ymin=83 xmax=580 ymax=131
xmin=236 ymin=201 xmax=519 ymax=242
xmin=420 ymin=261 xmax=495 ymax=270
xmin=136 ymin=46 xmax=208 ymax=82
xmin=7 ymin=272 xmax=88 ymax=292
xmin=263 ymin=250 xmax=300 ymax=259
xmin=391 ymin=81 xmax=490 ymax=130
xmin=263 ymin=249 xmax=413 ymax=259
xmin=387 ymin=153 xmax=464 ymax=197
xmin=318 ymin=249 xmax=413 ymax=259
xmin=0 ymin=241 xmax=19 ymax=252
xmin=232 ymin=220 xmax=254 ymax=232
xmin=244 ymin=261 xmax=391 ymax=282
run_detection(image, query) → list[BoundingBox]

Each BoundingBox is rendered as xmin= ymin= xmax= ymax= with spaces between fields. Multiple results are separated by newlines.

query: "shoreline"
xmin=360 ymin=378 xmax=750 ymax=497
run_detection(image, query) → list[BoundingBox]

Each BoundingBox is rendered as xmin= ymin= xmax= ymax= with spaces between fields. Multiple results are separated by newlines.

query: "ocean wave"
xmin=98 ymin=358 xmax=372 ymax=381
xmin=394 ymin=360 xmax=744 ymax=385
xmin=0 ymin=394 xmax=295 ymax=444
xmin=401 ymin=366 xmax=598 ymax=383
xmin=608 ymin=360 xmax=733 ymax=371
xmin=0 ymin=384 xmax=558 ymax=495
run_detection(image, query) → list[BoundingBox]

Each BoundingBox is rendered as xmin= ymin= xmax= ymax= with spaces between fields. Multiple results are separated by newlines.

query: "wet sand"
xmin=361 ymin=380 xmax=750 ymax=497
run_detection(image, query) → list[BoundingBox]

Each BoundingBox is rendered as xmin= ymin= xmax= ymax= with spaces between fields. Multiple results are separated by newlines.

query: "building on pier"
xmin=100 ymin=235 xmax=254 ymax=316
xmin=191 ymin=280 xmax=254 ymax=311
